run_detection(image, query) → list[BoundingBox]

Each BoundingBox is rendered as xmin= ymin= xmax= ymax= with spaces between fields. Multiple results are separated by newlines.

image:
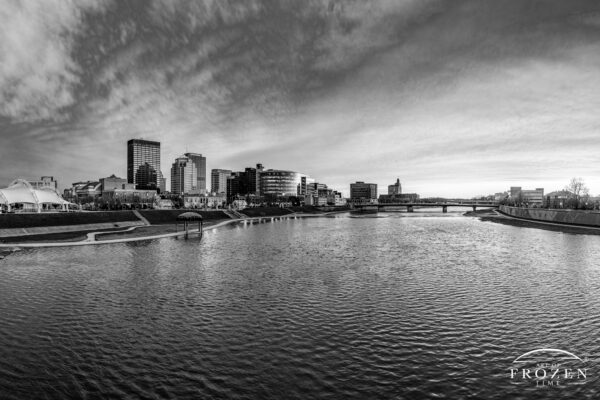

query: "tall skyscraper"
xmin=226 ymin=172 xmax=246 ymax=203
xmin=184 ymin=153 xmax=206 ymax=195
xmin=211 ymin=169 xmax=232 ymax=194
xmin=127 ymin=139 xmax=162 ymax=191
xmin=245 ymin=163 xmax=264 ymax=196
xmin=171 ymin=156 xmax=197 ymax=195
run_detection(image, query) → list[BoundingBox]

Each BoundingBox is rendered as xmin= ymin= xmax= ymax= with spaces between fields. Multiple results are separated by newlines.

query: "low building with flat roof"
xmin=510 ymin=186 xmax=544 ymax=205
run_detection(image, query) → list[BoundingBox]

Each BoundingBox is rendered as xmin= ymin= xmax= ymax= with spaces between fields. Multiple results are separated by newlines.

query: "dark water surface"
xmin=1 ymin=211 xmax=600 ymax=399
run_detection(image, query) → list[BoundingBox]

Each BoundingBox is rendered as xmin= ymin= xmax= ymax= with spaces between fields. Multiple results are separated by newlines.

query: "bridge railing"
xmin=357 ymin=201 xmax=500 ymax=207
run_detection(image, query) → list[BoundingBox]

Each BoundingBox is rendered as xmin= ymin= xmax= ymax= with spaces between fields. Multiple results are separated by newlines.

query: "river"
xmin=1 ymin=210 xmax=599 ymax=399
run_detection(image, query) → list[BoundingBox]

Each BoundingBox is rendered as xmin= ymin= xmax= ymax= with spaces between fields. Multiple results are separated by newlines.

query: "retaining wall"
xmin=0 ymin=211 xmax=139 ymax=229
xmin=499 ymin=205 xmax=600 ymax=227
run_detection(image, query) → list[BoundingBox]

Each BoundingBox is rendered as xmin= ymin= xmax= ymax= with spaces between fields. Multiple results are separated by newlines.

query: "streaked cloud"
xmin=0 ymin=0 xmax=110 ymax=122
xmin=1 ymin=0 xmax=600 ymax=197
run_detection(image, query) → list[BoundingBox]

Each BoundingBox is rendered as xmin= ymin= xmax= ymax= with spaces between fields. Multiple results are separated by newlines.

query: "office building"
xmin=28 ymin=176 xmax=58 ymax=190
xmin=171 ymin=156 xmax=197 ymax=195
xmin=226 ymin=172 xmax=246 ymax=203
xmin=157 ymin=171 xmax=166 ymax=193
xmin=388 ymin=178 xmax=402 ymax=195
xmin=71 ymin=181 xmax=102 ymax=200
xmin=245 ymin=163 xmax=264 ymax=196
xmin=379 ymin=178 xmax=418 ymax=203
xmin=100 ymin=174 xmax=128 ymax=191
xmin=260 ymin=169 xmax=303 ymax=197
xmin=350 ymin=181 xmax=378 ymax=201
xmin=184 ymin=193 xmax=226 ymax=209
xmin=211 ymin=169 xmax=232 ymax=194
xmin=184 ymin=152 xmax=206 ymax=194
xmin=127 ymin=139 xmax=162 ymax=191
xmin=298 ymin=176 xmax=316 ymax=196
xmin=510 ymin=187 xmax=544 ymax=205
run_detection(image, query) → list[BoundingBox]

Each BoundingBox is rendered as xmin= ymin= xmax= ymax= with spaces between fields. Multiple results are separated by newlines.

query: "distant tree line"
xmin=501 ymin=177 xmax=599 ymax=210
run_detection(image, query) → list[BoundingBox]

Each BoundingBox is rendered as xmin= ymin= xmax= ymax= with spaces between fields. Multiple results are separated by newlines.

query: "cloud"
xmin=0 ymin=0 xmax=110 ymax=122
xmin=82 ymin=0 xmax=441 ymax=135
xmin=2 ymin=0 xmax=600 ymax=197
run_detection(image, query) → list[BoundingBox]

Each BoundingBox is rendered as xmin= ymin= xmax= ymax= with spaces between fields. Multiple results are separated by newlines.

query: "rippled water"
xmin=1 ymin=211 xmax=600 ymax=399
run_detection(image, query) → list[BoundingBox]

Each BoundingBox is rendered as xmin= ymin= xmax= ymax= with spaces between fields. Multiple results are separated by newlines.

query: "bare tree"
xmin=565 ymin=177 xmax=589 ymax=198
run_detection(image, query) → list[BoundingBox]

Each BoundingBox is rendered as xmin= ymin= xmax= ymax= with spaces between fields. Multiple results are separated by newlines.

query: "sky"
xmin=1 ymin=0 xmax=600 ymax=198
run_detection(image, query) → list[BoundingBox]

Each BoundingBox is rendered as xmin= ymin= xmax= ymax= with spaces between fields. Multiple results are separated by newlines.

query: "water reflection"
xmin=1 ymin=213 xmax=600 ymax=399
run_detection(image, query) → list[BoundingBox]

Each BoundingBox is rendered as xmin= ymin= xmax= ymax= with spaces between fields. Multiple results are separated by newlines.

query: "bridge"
xmin=352 ymin=201 xmax=499 ymax=213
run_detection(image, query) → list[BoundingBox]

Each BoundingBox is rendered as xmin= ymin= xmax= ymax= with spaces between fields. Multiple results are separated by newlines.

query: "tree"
xmin=565 ymin=177 xmax=589 ymax=209
xmin=515 ymin=191 xmax=524 ymax=207
xmin=565 ymin=177 xmax=589 ymax=198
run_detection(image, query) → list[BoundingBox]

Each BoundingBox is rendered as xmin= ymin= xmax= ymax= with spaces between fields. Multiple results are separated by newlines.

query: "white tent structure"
xmin=0 ymin=179 xmax=75 ymax=213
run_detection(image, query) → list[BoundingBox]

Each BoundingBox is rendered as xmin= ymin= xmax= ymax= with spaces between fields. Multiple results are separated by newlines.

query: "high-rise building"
xmin=211 ymin=169 xmax=232 ymax=194
xmin=184 ymin=153 xmax=206 ymax=195
xmin=170 ymin=156 xmax=197 ymax=195
xmin=298 ymin=176 xmax=316 ymax=196
xmin=226 ymin=172 xmax=246 ymax=203
xmin=157 ymin=171 xmax=166 ymax=194
xmin=260 ymin=169 xmax=303 ymax=197
xmin=350 ymin=181 xmax=377 ymax=201
xmin=388 ymin=178 xmax=402 ymax=195
xmin=127 ymin=139 xmax=162 ymax=191
xmin=245 ymin=163 xmax=264 ymax=196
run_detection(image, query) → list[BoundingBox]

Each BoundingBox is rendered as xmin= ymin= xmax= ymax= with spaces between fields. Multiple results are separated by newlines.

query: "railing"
xmin=356 ymin=202 xmax=500 ymax=207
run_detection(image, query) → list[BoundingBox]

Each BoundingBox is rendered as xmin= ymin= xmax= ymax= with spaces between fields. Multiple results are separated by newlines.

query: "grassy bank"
xmin=0 ymin=226 xmax=133 ymax=243
xmin=0 ymin=211 xmax=139 ymax=229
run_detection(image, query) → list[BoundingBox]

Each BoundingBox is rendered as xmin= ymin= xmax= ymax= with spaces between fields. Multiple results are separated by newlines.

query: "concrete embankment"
xmin=0 ymin=210 xmax=229 ymax=240
xmin=499 ymin=205 xmax=600 ymax=228
xmin=0 ymin=211 xmax=143 ymax=238
xmin=0 ymin=208 xmax=346 ymax=248
xmin=0 ymin=207 xmax=345 ymax=244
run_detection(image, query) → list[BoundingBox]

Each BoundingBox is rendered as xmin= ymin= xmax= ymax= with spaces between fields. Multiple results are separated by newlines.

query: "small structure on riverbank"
xmin=176 ymin=212 xmax=203 ymax=239
xmin=0 ymin=179 xmax=76 ymax=213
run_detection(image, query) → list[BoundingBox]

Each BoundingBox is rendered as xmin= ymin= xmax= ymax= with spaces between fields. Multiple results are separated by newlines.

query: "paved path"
xmin=0 ymin=221 xmax=227 ymax=249
xmin=85 ymin=226 xmax=139 ymax=242
xmin=132 ymin=210 xmax=151 ymax=225
xmin=0 ymin=221 xmax=144 ymax=238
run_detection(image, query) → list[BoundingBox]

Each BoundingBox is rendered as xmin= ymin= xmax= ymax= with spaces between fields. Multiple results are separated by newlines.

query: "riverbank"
xmin=499 ymin=205 xmax=600 ymax=227
xmin=466 ymin=208 xmax=600 ymax=235
xmin=0 ymin=206 xmax=348 ymax=248
xmin=0 ymin=209 xmax=229 ymax=243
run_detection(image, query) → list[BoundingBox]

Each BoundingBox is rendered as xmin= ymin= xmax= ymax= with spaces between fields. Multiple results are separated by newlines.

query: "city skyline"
xmin=1 ymin=1 xmax=600 ymax=197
